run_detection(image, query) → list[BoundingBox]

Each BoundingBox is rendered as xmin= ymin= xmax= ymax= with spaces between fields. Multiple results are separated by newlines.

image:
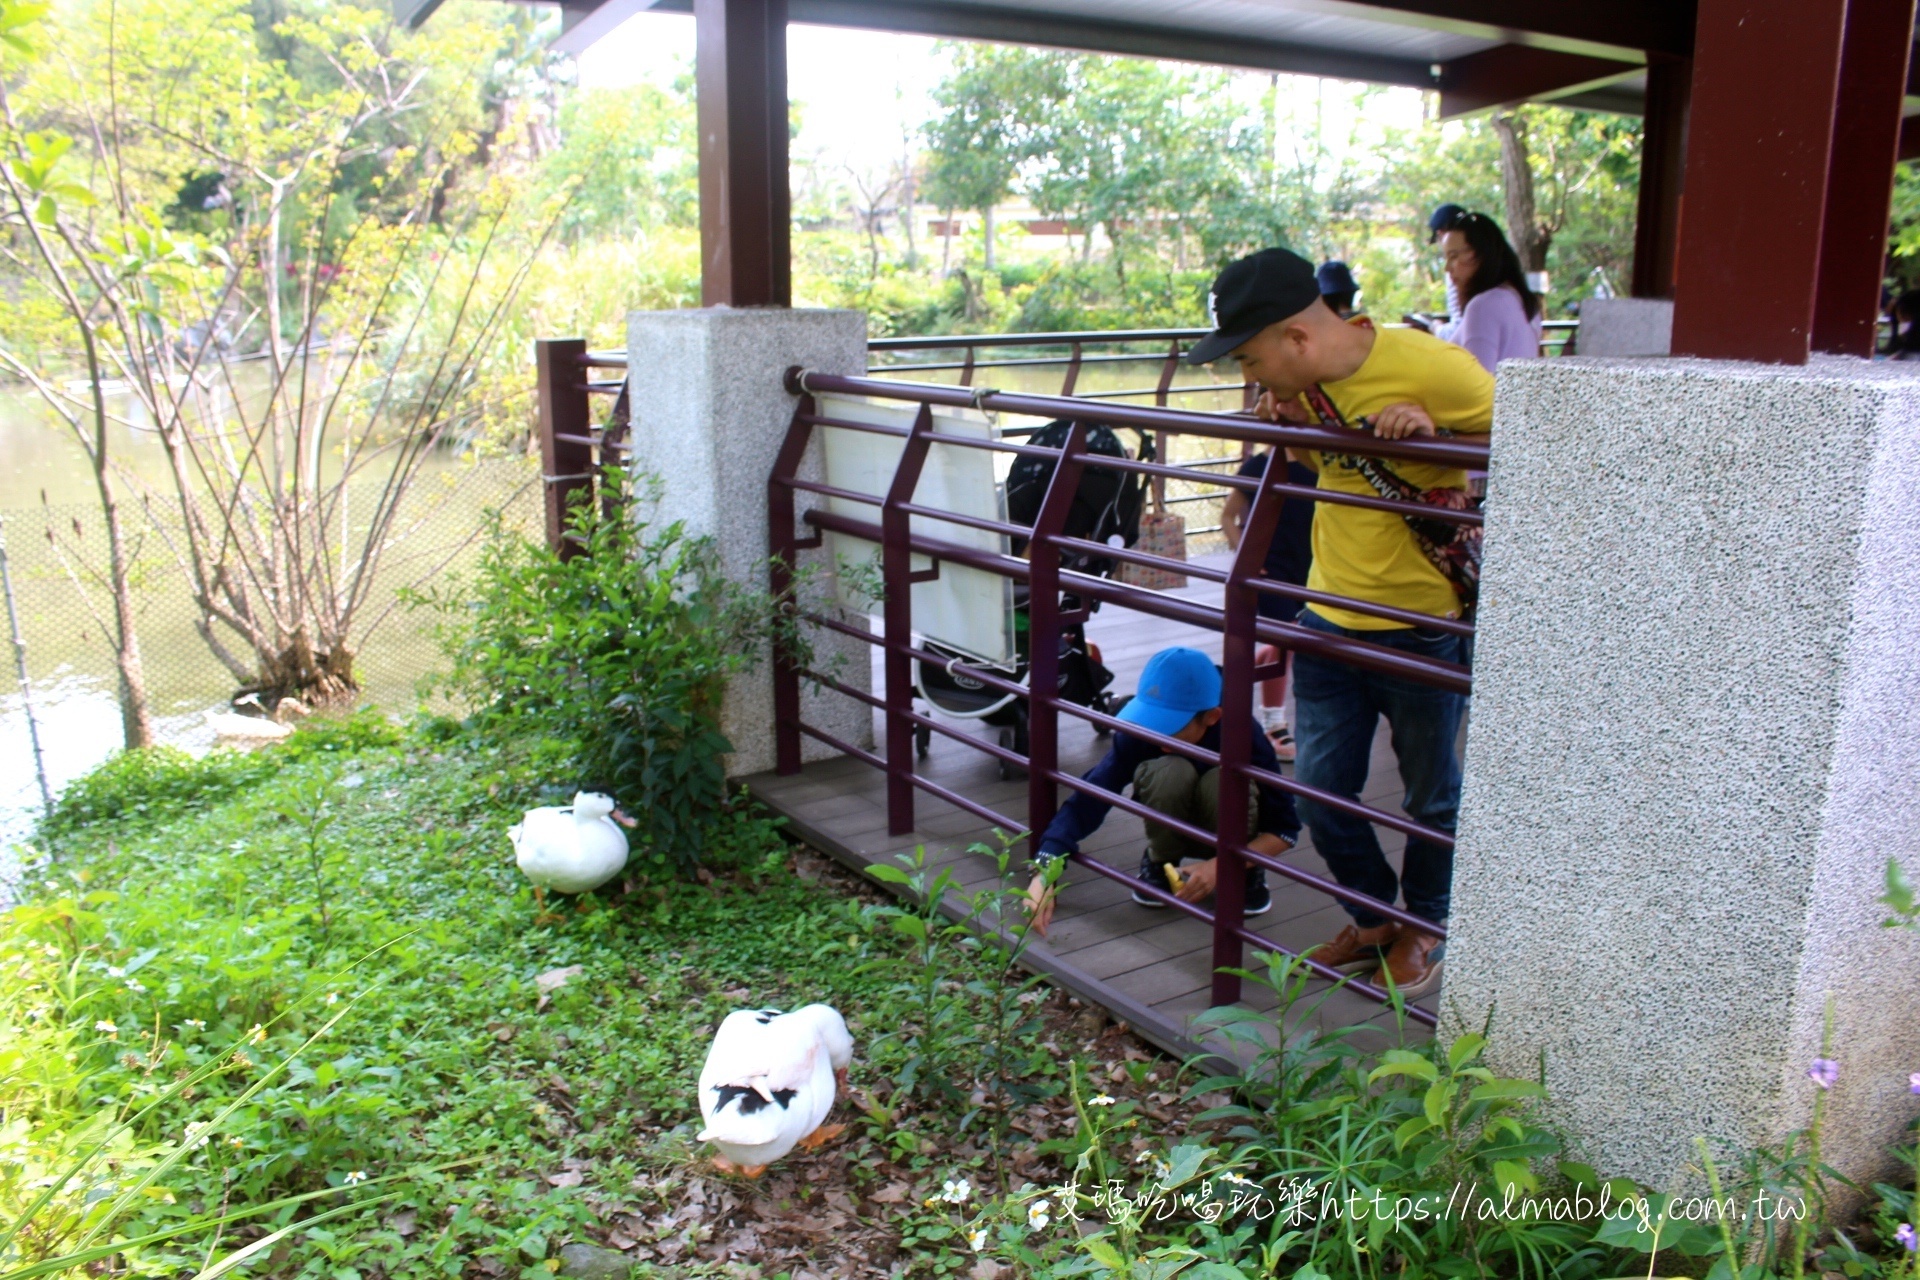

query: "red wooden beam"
xmin=696 ymin=0 xmax=791 ymax=307
xmin=1631 ymin=56 xmax=1691 ymax=298
xmin=1812 ymin=0 xmax=1916 ymax=357
xmin=1436 ymin=44 xmax=1641 ymax=119
xmin=1671 ymin=0 xmax=1849 ymax=364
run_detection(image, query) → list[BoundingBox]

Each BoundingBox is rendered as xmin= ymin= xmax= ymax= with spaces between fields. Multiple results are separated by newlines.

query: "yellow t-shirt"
xmin=1298 ymin=325 xmax=1494 ymax=630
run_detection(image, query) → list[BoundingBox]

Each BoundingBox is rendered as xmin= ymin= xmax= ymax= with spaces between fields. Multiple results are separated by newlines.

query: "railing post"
xmin=768 ymin=386 xmax=818 ymax=776
xmin=1213 ymin=449 xmax=1289 ymax=1007
xmin=1060 ymin=340 xmax=1084 ymax=397
xmin=536 ymin=338 xmax=593 ymax=560
xmin=881 ymin=405 xmax=937 ymax=835
xmin=1024 ymin=423 xmax=1089 ymax=861
xmin=1153 ymin=339 xmax=1180 ymax=407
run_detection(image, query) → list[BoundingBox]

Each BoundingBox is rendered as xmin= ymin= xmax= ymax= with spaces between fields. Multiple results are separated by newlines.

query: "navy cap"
xmin=1186 ymin=248 xmax=1322 ymax=365
xmin=1316 ymin=260 xmax=1357 ymax=297
xmin=1428 ymin=203 xmax=1466 ymax=242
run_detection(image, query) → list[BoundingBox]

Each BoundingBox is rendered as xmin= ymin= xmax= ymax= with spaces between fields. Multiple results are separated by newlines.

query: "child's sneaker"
xmin=1267 ymin=724 xmax=1296 ymax=764
xmin=1244 ymin=868 xmax=1272 ymax=917
xmin=1131 ymin=851 xmax=1174 ymax=906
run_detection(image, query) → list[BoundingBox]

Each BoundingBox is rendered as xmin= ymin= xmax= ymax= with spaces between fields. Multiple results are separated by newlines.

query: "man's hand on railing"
xmin=1371 ymin=402 xmax=1437 ymax=440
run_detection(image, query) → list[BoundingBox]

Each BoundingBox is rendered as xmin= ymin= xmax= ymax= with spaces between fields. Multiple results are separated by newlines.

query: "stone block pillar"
xmin=1446 ymin=356 xmax=1920 ymax=1189
xmin=624 ymin=307 xmax=873 ymax=777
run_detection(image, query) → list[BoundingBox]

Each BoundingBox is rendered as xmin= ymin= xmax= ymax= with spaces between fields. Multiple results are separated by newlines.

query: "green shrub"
xmin=39 ymin=747 xmax=279 ymax=847
xmin=422 ymin=481 xmax=769 ymax=872
xmin=38 ymin=711 xmax=405 ymax=850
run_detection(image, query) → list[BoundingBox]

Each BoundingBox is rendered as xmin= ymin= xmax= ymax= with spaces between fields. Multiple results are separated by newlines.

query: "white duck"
xmin=510 ymin=791 xmax=634 ymax=905
xmin=697 ymin=1003 xmax=853 ymax=1176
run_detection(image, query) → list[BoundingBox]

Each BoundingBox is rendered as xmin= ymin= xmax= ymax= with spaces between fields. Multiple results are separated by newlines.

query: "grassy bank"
xmin=0 ymin=722 xmax=1234 ymax=1277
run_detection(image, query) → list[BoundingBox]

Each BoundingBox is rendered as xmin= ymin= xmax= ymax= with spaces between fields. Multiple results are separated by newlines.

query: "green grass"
xmin=1 ymin=725 xmax=935 ymax=1277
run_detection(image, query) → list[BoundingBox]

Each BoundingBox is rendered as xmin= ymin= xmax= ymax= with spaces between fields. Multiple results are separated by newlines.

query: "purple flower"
xmin=1807 ymin=1058 xmax=1839 ymax=1090
xmin=1896 ymin=1223 xmax=1917 ymax=1253
xmin=1909 ymin=1071 xmax=1920 ymax=1096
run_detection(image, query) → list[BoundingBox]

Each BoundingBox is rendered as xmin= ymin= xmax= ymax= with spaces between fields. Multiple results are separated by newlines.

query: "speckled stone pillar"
xmin=1446 ymin=356 xmax=1920 ymax=1190
xmin=624 ymin=307 xmax=874 ymax=777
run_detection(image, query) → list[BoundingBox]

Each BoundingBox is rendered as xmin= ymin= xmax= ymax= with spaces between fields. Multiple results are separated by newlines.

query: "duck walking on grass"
xmin=510 ymin=790 xmax=637 ymax=913
xmin=697 ymin=1004 xmax=852 ymax=1177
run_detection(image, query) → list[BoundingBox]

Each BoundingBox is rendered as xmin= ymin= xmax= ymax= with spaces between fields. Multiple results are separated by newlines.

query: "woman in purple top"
xmin=1439 ymin=212 xmax=1543 ymax=373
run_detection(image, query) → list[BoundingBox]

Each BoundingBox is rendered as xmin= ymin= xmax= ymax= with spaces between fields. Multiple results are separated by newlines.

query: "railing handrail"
xmin=869 ymin=327 xmax=1209 ymax=352
xmin=788 ymin=369 xmax=1491 ymax=470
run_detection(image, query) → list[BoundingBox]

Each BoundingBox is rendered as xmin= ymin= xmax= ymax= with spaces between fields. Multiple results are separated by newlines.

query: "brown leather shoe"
xmin=1308 ymin=922 xmax=1400 ymax=973
xmin=1376 ymin=929 xmax=1444 ymax=999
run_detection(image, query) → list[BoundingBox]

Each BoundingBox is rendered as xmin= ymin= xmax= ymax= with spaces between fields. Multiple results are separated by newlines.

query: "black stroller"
xmin=914 ymin=419 xmax=1152 ymax=780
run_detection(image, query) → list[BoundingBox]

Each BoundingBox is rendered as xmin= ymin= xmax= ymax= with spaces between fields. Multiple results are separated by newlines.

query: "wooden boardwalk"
xmin=743 ymin=553 xmax=1440 ymax=1067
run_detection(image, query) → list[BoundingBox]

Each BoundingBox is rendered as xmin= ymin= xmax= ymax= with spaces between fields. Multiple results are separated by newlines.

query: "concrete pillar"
xmin=1577 ymin=298 xmax=1672 ymax=358
xmin=1446 ymin=356 xmax=1920 ymax=1189
xmin=624 ymin=307 xmax=874 ymax=777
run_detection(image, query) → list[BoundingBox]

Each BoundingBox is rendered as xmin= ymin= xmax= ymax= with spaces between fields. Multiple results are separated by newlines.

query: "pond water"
xmin=0 ymin=379 xmax=540 ymax=856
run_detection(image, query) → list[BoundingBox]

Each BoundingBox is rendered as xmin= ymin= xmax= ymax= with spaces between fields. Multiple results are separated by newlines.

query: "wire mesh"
xmin=0 ymin=456 xmax=541 ymax=742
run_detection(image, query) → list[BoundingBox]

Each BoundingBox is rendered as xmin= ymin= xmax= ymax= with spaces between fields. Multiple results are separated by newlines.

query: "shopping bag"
xmin=1117 ymin=509 xmax=1188 ymax=590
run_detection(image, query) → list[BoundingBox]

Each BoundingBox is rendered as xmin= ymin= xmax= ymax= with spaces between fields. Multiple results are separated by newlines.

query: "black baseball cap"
xmin=1316 ymin=260 xmax=1358 ymax=297
xmin=1428 ymin=203 xmax=1466 ymax=242
xmin=1186 ymin=248 xmax=1323 ymax=365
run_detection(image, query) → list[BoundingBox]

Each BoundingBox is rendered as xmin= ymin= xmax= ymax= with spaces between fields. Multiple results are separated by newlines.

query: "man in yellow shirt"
xmin=1186 ymin=248 xmax=1492 ymax=998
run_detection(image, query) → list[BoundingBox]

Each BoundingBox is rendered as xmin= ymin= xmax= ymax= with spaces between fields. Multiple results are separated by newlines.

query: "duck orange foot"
xmin=796 ymin=1123 xmax=847 ymax=1152
xmin=711 ymin=1156 xmax=768 ymax=1178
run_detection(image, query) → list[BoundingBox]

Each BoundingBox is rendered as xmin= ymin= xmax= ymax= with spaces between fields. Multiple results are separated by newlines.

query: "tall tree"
xmin=922 ymin=44 xmax=1061 ymax=271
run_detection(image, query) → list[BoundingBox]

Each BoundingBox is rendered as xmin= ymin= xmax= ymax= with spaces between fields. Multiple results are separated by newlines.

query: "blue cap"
xmin=1316 ymin=260 xmax=1357 ymax=296
xmin=1428 ymin=203 xmax=1466 ymax=242
xmin=1118 ymin=647 xmax=1221 ymax=738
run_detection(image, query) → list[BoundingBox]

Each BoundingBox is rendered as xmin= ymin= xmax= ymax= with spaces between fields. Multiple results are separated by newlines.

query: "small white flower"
xmin=247 ymin=1024 xmax=266 ymax=1044
xmin=1088 ymin=1093 xmax=1116 ymax=1106
xmin=125 ymin=979 xmax=146 ymax=993
xmin=94 ymin=1020 xmax=118 ymax=1038
xmin=106 ymin=966 xmax=125 ymax=978
xmin=325 ymin=992 xmax=339 ymax=1006
xmin=1026 ymin=1201 xmax=1050 ymax=1231
xmin=227 ymin=1136 xmax=244 ymax=1148
xmin=940 ymin=1178 xmax=972 ymax=1204
xmin=968 ymin=1227 xmax=988 ymax=1251
xmin=183 ymin=1122 xmax=213 ymax=1150
xmin=184 ymin=1019 xmax=206 ymax=1031
xmin=1149 ymin=1157 xmax=1172 ymax=1180
xmin=1134 ymin=1150 xmax=1154 ymax=1164
xmin=343 ymin=1170 xmax=368 ymax=1185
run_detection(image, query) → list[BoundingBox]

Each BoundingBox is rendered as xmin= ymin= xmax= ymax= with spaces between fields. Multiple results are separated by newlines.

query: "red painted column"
xmin=1811 ymin=0 xmax=1917 ymax=357
xmin=1670 ymin=0 xmax=1848 ymax=363
xmin=1630 ymin=56 xmax=1690 ymax=299
xmin=695 ymin=0 xmax=791 ymax=307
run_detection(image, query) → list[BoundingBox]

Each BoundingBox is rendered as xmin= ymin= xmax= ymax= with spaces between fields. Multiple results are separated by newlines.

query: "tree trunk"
xmin=982 ymin=204 xmax=996 ymax=272
xmin=1492 ymin=112 xmax=1551 ymax=272
xmin=941 ymin=206 xmax=954 ymax=276
xmin=901 ymin=156 xmax=918 ymax=270
xmin=93 ymin=447 xmax=153 ymax=748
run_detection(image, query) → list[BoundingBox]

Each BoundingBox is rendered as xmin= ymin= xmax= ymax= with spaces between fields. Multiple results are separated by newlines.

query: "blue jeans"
xmin=1291 ymin=608 xmax=1466 ymax=928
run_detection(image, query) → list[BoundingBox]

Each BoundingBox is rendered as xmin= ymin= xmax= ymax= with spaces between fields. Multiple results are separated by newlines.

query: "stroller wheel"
xmin=915 ymin=723 xmax=931 ymax=758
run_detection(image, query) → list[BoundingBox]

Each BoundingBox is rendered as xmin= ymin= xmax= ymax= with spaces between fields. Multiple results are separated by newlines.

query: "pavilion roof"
xmin=409 ymin=0 xmax=1699 ymax=117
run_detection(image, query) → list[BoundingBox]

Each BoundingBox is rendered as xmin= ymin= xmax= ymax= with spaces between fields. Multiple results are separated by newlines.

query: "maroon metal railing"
xmin=534 ymin=339 xmax=630 ymax=556
xmin=769 ymin=369 xmax=1484 ymax=1023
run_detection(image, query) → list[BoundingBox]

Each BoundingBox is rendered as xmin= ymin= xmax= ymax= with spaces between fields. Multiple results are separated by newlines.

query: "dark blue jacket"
xmin=1036 ymin=720 xmax=1300 ymax=862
